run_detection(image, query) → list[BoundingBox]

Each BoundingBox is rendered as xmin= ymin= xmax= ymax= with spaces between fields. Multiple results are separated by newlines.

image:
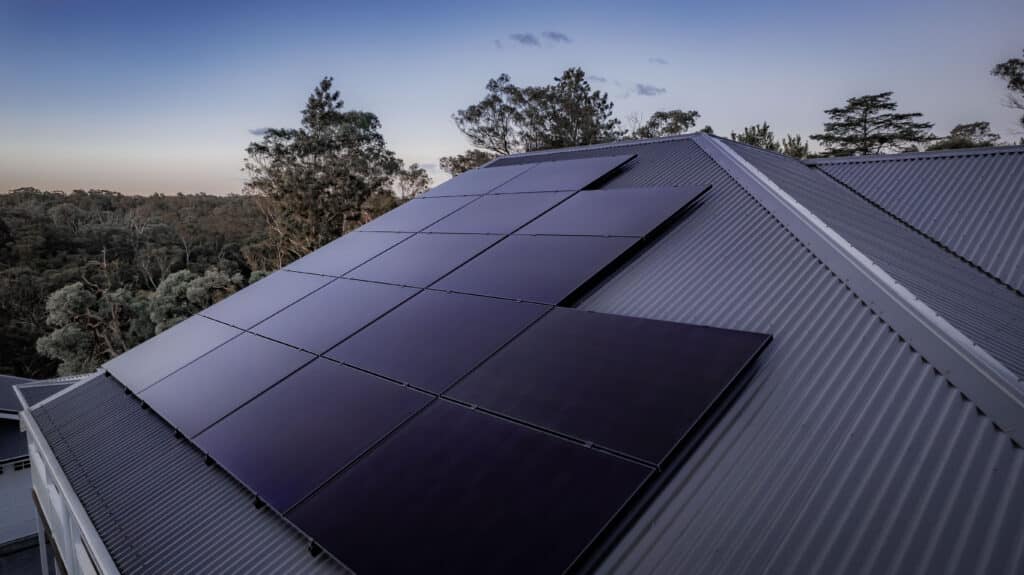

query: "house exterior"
xmin=13 ymin=134 xmax=1024 ymax=574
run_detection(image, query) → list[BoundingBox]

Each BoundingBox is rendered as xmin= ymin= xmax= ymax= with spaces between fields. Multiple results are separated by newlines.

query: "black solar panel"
xmin=420 ymin=163 xmax=534 ymax=198
xmin=328 ymin=290 xmax=549 ymax=393
xmin=517 ymin=185 xmax=710 ymax=237
xmin=105 ymin=315 xmax=241 ymax=393
xmin=449 ymin=308 xmax=771 ymax=464
xmin=357 ymin=196 xmax=474 ymax=232
xmin=424 ymin=191 xmax=572 ymax=234
xmin=345 ymin=233 xmax=500 ymax=287
xmin=201 ymin=271 xmax=331 ymax=329
xmin=287 ymin=401 xmax=651 ymax=575
xmin=140 ymin=333 xmax=313 ymax=437
xmin=432 ymin=234 xmax=636 ymax=304
xmin=286 ymin=231 xmax=411 ymax=276
xmin=252 ymin=279 xmax=417 ymax=354
xmin=195 ymin=359 xmax=430 ymax=511
xmin=491 ymin=154 xmax=635 ymax=193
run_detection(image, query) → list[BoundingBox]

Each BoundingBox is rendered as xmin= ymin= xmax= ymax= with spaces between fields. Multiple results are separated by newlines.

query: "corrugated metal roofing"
xmin=27 ymin=135 xmax=1024 ymax=574
xmin=725 ymin=140 xmax=1024 ymax=382
xmin=0 ymin=374 xmax=32 ymax=413
xmin=808 ymin=146 xmax=1024 ymax=294
xmin=32 ymin=374 xmax=349 ymax=575
xmin=493 ymin=137 xmax=1024 ymax=575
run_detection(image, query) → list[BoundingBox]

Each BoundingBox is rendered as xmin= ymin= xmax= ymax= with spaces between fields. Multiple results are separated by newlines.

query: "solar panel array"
xmin=104 ymin=154 xmax=772 ymax=574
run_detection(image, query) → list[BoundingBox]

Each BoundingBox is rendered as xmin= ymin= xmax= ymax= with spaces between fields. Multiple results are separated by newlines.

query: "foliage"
xmin=731 ymin=122 xmax=780 ymax=152
xmin=148 ymin=269 xmax=242 ymax=333
xmin=629 ymin=110 xmax=701 ymax=139
xmin=440 ymin=149 xmax=497 ymax=176
xmin=244 ymin=77 xmax=417 ymax=267
xmin=992 ymin=50 xmax=1024 ymax=129
xmin=446 ymin=68 xmax=623 ymax=164
xmin=928 ymin=122 xmax=1002 ymax=150
xmin=781 ymin=134 xmax=810 ymax=158
xmin=811 ymin=92 xmax=934 ymax=156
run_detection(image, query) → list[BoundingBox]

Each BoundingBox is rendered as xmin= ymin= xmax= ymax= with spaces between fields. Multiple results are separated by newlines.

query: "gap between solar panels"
xmin=102 ymin=153 xmax=771 ymax=575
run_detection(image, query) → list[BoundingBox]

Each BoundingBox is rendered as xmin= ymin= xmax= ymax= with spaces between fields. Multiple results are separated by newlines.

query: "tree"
xmin=630 ymin=110 xmax=701 ymax=139
xmin=439 ymin=149 xmax=496 ymax=176
xmin=699 ymin=125 xmax=715 ymax=134
xmin=448 ymin=68 xmax=623 ymax=164
xmin=731 ymin=122 xmax=780 ymax=152
xmin=811 ymin=92 xmax=934 ymax=156
xmin=781 ymin=134 xmax=810 ymax=159
xmin=244 ymin=77 xmax=407 ymax=267
xmin=992 ymin=50 xmax=1024 ymax=129
xmin=394 ymin=163 xmax=431 ymax=199
xmin=927 ymin=122 xmax=1001 ymax=150
xmin=148 ymin=268 xmax=241 ymax=333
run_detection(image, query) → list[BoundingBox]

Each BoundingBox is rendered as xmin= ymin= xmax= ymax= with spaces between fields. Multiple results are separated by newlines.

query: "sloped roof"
xmin=808 ymin=145 xmax=1024 ymax=293
xmin=28 ymin=135 xmax=1024 ymax=574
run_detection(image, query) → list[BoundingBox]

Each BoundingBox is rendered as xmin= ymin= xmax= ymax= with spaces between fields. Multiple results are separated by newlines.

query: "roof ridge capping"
xmin=694 ymin=133 xmax=1024 ymax=444
xmin=804 ymin=143 xmax=1024 ymax=165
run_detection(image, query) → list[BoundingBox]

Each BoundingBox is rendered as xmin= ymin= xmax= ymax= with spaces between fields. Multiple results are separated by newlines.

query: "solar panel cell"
xmin=420 ymin=163 xmax=533 ymax=197
xmin=286 ymin=231 xmax=411 ymax=276
xmin=201 ymin=271 xmax=331 ymax=329
xmin=491 ymin=154 xmax=635 ymax=193
xmin=424 ymin=191 xmax=572 ymax=234
xmin=345 ymin=233 xmax=500 ymax=287
xmin=357 ymin=197 xmax=475 ymax=232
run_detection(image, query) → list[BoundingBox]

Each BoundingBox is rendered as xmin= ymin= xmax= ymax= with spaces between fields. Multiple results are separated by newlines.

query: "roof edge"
xmin=804 ymin=143 xmax=1024 ymax=165
xmin=695 ymin=133 xmax=1024 ymax=444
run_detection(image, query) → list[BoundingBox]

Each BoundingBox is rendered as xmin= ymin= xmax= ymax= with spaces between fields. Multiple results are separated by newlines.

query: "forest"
xmin=2 ymin=49 xmax=1023 ymax=379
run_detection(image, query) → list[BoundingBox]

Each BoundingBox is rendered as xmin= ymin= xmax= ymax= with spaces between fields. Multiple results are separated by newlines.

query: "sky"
xmin=1 ymin=0 xmax=1021 ymax=196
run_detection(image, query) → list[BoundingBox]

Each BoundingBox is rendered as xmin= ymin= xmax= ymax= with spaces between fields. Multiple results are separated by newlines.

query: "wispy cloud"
xmin=590 ymin=75 xmax=608 ymax=83
xmin=635 ymin=83 xmax=666 ymax=96
xmin=248 ymin=127 xmax=271 ymax=136
xmin=543 ymin=31 xmax=572 ymax=43
xmin=649 ymin=57 xmax=669 ymax=65
xmin=509 ymin=33 xmax=540 ymax=46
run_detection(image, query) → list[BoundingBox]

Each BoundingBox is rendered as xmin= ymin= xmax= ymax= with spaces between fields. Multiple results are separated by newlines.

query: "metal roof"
xmin=807 ymin=146 xmax=1024 ymax=294
xmin=0 ymin=374 xmax=32 ymax=413
xmin=27 ymin=134 xmax=1024 ymax=574
xmin=31 ymin=373 xmax=349 ymax=575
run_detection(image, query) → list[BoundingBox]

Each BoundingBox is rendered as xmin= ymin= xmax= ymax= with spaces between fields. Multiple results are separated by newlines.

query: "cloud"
xmin=649 ymin=57 xmax=669 ymax=65
xmin=494 ymin=39 xmax=503 ymax=50
xmin=509 ymin=33 xmax=540 ymax=46
xmin=590 ymin=75 xmax=608 ymax=83
xmin=543 ymin=31 xmax=572 ymax=43
xmin=635 ymin=83 xmax=666 ymax=96
xmin=248 ymin=127 xmax=271 ymax=136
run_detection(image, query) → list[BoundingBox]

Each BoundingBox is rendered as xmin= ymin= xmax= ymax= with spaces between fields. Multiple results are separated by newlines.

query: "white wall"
xmin=0 ymin=461 xmax=36 ymax=544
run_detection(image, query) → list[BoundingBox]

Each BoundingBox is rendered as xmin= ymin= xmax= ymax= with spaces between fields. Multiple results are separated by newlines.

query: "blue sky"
xmin=1 ymin=0 xmax=1021 ymax=195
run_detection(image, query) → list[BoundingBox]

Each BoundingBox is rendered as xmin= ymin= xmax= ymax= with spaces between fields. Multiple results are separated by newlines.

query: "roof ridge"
xmin=811 ymin=165 xmax=1024 ymax=299
xmin=804 ymin=144 xmax=1024 ymax=165
xmin=693 ymin=133 xmax=1024 ymax=445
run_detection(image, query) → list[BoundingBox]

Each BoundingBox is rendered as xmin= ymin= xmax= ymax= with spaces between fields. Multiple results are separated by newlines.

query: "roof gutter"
xmin=695 ymin=133 xmax=1024 ymax=444
xmin=16 ymin=372 xmax=121 ymax=575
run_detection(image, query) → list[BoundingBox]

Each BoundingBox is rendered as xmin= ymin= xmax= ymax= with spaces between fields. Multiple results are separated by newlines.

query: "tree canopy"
xmin=731 ymin=122 xmax=780 ymax=152
xmin=927 ymin=122 xmax=1001 ymax=150
xmin=810 ymin=92 xmax=934 ymax=155
xmin=992 ymin=50 xmax=1024 ymax=129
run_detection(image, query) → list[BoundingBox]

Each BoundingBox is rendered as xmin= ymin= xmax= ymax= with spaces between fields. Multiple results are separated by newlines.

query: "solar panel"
xmin=449 ymin=308 xmax=771 ymax=464
xmin=517 ymin=185 xmax=710 ymax=237
xmin=424 ymin=191 xmax=573 ymax=234
xmin=420 ymin=163 xmax=534 ymax=198
xmin=200 ymin=271 xmax=331 ymax=329
xmin=105 ymin=315 xmax=241 ymax=394
xmin=140 ymin=333 xmax=313 ymax=437
xmin=194 ymin=359 xmax=430 ymax=511
xmin=357 ymin=197 xmax=475 ymax=232
xmin=345 ymin=233 xmax=500 ymax=288
xmin=287 ymin=401 xmax=650 ymax=575
xmin=286 ymin=231 xmax=411 ymax=276
xmin=490 ymin=154 xmax=635 ymax=193
xmin=432 ymin=234 xmax=636 ymax=304
xmin=328 ymin=291 xmax=549 ymax=393
xmin=252 ymin=279 xmax=417 ymax=354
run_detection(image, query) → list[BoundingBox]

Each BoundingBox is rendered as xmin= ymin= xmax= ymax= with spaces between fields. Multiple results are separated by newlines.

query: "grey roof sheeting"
xmin=32 ymin=373 xmax=348 ymax=575
xmin=0 ymin=374 xmax=32 ymax=413
xmin=27 ymin=135 xmax=1024 ymax=574
xmin=492 ymin=136 xmax=1024 ymax=575
xmin=808 ymin=146 xmax=1024 ymax=294
xmin=725 ymin=140 xmax=1024 ymax=382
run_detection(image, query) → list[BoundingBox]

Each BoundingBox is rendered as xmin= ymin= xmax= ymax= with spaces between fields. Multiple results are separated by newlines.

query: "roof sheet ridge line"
xmin=16 ymin=373 xmax=123 ymax=575
xmin=694 ymin=133 xmax=1024 ymax=443
xmin=24 ymin=371 xmax=96 ymax=410
xmin=803 ymin=144 xmax=1024 ymax=165
xmin=811 ymin=165 xmax=1024 ymax=299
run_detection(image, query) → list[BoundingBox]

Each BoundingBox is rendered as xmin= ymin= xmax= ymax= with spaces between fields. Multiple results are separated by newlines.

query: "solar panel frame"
xmin=448 ymin=307 xmax=772 ymax=464
xmin=194 ymin=358 xmax=431 ymax=512
xmin=252 ymin=279 xmax=418 ymax=354
xmin=419 ymin=163 xmax=535 ymax=198
xmin=490 ymin=154 xmax=635 ymax=193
